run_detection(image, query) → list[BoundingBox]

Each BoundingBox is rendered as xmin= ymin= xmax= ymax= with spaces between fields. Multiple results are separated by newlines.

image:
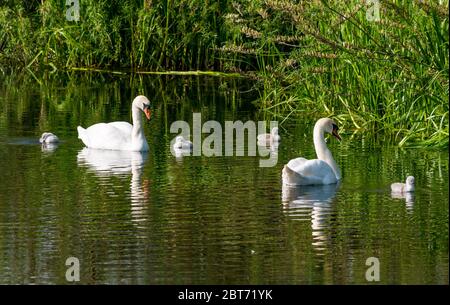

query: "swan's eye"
xmin=332 ymin=124 xmax=338 ymax=131
xmin=143 ymin=103 xmax=151 ymax=110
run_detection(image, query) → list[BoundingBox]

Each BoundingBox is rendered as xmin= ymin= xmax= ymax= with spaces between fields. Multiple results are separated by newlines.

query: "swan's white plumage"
xmin=283 ymin=158 xmax=337 ymax=185
xmin=39 ymin=132 xmax=59 ymax=144
xmin=173 ymin=136 xmax=193 ymax=150
xmin=282 ymin=118 xmax=341 ymax=186
xmin=391 ymin=176 xmax=415 ymax=193
xmin=78 ymin=122 xmax=133 ymax=150
xmin=108 ymin=121 xmax=133 ymax=135
xmin=257 ymin=127 xmax=280 ymax=145
xmin=77 ymin=96 xmax=151 ymax=151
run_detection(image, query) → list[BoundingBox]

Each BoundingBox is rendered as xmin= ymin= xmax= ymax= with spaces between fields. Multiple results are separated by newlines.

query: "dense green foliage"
xmin=221 ymin=0 xmax=449 ymax=147
xmin=0 ymin=0 xmax=448 ymax=147
xmin=0 ymin=0 xmax=226 ymax=70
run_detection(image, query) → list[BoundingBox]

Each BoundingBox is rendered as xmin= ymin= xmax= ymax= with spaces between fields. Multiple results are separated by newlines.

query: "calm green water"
xmin=0 ymin=72 xmax=448 ymax=284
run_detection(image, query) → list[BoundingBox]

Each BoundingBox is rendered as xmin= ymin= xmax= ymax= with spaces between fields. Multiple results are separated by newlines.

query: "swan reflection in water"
xmin=391 ymin=191 xmax=415 ymax=213
xmin=77 ymin=148 xmax=150 ymax=223
xmin=41 ymin=142 xmax=59 ymax=153
xmin=282 ymin=182 xmax=340 ymax=253
xmin=172 ymin=147 xmax=192 ymax=162
xmin=258 ymin=141 xmax=279 ymax=154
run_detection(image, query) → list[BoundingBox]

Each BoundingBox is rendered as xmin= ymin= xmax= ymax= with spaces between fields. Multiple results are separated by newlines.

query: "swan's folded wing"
xmin=286 ymin=157 xmax=309 ymax=172
xmin=295 ymin=159 xmax=330 ymax=176
xmin=284 ymin=158 xmax=336 ymax=185
xmin=391 ymin=182 xmax=405 ymax=193
xmin=108 ymin=122 xmax=133 ymax=135
xmin=283 ymin=164 xmax=323 ymax=185
xmin=85 ymin=123 xmax=131 ymax=150
xmin=77 ymin=126 xmax=89 ymax=147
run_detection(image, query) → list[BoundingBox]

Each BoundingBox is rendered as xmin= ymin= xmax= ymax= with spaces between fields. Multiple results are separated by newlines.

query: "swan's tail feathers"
xmin=282 ymin=165 xmax=302 ymax=186
xmin=77 ymin=126 xmax=89 ymax=147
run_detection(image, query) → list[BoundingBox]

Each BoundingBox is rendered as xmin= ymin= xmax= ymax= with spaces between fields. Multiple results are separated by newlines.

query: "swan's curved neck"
xmin=406 ymin=183 xmax=414 ymax=192
xmin=132 ymin=103 xmax=144 ymax=138
xmin=313 ymin=124 xmax=341 ymax=180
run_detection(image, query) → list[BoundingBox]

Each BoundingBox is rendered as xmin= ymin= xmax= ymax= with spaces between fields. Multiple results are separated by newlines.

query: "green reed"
xmin=220 ymin=0 xmax=449 ymax=148
xmin=0 ymin=0 xmax=223 ymax=70
xmin=0 ymin=0 xmax=448 ymax=147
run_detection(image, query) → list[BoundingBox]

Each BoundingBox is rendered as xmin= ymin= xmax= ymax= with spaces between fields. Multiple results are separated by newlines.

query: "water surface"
xmin=0 ymin=73 xmax=448 ymax=284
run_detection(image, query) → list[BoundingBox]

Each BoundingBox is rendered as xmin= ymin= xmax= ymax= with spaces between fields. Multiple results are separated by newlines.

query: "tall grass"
xmin=0 ymin=0 xmax=222 ymax=70
xmin=220 ymin=0 xmax=449 ymax=147
xmin=0 ymin=0 xmax=448 ymax=147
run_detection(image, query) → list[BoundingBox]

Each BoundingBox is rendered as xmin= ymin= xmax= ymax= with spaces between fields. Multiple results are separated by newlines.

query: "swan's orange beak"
xmin=144 ymin=109 xmax=152 ymax=121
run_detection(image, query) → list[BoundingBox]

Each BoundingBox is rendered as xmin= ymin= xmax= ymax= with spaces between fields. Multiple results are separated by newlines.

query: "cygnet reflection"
xmin=173 ymin=147 xmax=192 ymax=162
xmin=391 ymin=191 xmax=415 ymax=213
xmin=257 ymin=141 xmax=279 ymax=164
xmin=41 ymin=142 xmax=59 ymax=153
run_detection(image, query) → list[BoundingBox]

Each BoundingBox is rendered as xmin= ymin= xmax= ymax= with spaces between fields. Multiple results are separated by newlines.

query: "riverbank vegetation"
xmin=0 ymin=0 xmax=448 ymax=147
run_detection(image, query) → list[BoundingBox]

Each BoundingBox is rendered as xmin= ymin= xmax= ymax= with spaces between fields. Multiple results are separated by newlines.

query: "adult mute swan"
xmin=39 ymin=132 xmax=59 ymax=144
xmin=257 ymin=127 xmax=281 ymax=145
xmin=282 ymin=118 xmax=341 ymax=185
xmin=77 ymin=95 xmax=152 ymax=151
xmin=391 ymin=176 xmax=415 ymax=193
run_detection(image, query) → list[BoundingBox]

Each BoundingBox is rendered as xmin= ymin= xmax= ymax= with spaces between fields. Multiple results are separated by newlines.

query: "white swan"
xmin=391 ymin=176 xmax=415 ymax=193
xmin=39 ymin=132 xmax=59 ymax=144
xmin=77 ymin=95 xmax=152 ymax=151
xmin=282 ymin=118 xmax=341 ymax=185
xmin=257 ymin=127 xmax=280 ymax=145
xmin=173 ymin=136 xmax=193 ymax=150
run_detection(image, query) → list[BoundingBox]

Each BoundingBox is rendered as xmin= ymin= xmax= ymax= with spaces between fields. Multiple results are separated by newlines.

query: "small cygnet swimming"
xmin=257 ymin=127 xmax=281 ymax=145
xmin=39 ymin=132 xmax=59 ymax=144
xmin=173 ymin=136 xmax=193 ymax=150
xmin=391 ymin=176 xmax=415 ymax=193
